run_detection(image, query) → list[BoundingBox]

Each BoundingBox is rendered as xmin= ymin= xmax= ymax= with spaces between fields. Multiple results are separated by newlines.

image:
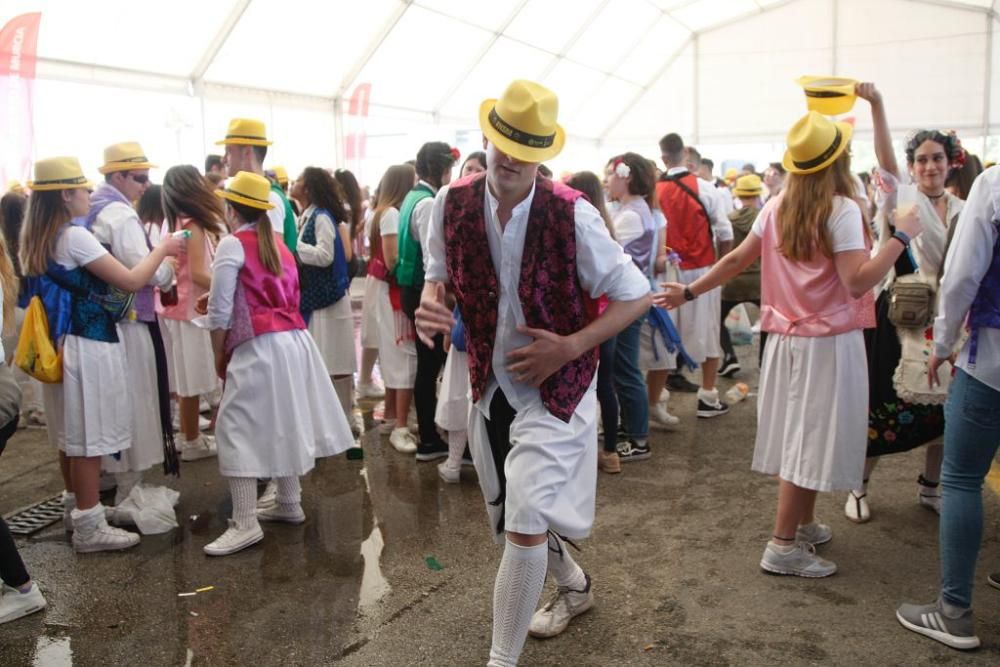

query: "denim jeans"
xmin=596 ymin=338 xmax=618 ymax=453
xmin=613 ymin=315 xmax=648 ymax=441
xmin=939 ymin=369 xmax=1000 ymax=609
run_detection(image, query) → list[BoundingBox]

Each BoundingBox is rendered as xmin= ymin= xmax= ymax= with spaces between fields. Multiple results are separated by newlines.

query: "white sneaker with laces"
xmin=256 ymin=479 xmax=278 ymax=510
xmin=528 ymin=574 xmax=594 ymax=638
xmin=796 ymin=522 xmax=832 ymax=546
xmin=438 ymin=460 xmax=461 ymax=484
xmin=257 ymin=503 xmax=306 ymax=524
xmin=377 ymin=420 xmax=396 ymax=435
xmin=760 ymin=541 xmax=836 ymax=578
xmin=357 ymin=382 xmax=385 ymax=399
xmin=204 ymin=519 xmax=264 ymax=556
xmin=181 ymin=435 xmax=217 ymax=462
xmin=0 ymin=582 xmax=47 ymax=625
xmin=71 ymin=506 xmax=140 ymax=553
xmin=649 ymin=403 xmax=680 ymax=428
xmin=389 ymin=427 xmax=417 ymax=454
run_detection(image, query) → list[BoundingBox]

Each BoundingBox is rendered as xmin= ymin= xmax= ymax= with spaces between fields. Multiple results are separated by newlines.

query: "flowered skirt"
xmin=864 ymin=291 xmax=944 ymax=457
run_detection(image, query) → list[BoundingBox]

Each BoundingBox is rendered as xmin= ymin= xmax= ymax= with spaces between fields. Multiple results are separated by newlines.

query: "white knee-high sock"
xmin=228 ymin=477 xmax=258 ymax=527
xmin=275 ymin=476 xmax=301 ymax=507
xmin=332 ymin=376 xmax=354 ymax=421
xmin=447 ymin=429 xmax=466 ymax=467
xmin=546 ymin=533 xmax=587 ymax=591
xmin=488 ymin=539 xmax=548 ymax=667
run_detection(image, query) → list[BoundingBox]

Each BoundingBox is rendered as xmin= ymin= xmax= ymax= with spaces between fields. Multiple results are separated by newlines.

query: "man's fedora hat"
xmin=98 ymin=142 xmax=156 ymax=175
xmin=782 ymin=111 xmax=854 ymax=176
xmin=479 ymin=80 xmax=565 ymax=163
xmin=216 ymin=118 xmax=272 ymax=147
xmin=28 ymin=157 xmax=94 ymax=192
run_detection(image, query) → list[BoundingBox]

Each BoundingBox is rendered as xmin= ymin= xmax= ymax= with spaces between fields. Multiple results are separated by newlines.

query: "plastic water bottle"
xmin=725 ymin=382 xmax=749 ymax=404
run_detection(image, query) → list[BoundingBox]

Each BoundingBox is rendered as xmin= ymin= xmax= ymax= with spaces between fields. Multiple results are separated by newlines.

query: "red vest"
xmin=443 ymin=173 xmax=597 ymax=423
xmin=656 ymin=173 xmax=716 ymax=270
xmin=224 ymin=228 xmax=305 ymax=354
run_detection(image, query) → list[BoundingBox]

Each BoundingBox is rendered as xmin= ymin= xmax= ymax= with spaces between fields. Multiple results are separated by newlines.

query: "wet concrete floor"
xmin=0 ymin=340 xmax=999 ymax=666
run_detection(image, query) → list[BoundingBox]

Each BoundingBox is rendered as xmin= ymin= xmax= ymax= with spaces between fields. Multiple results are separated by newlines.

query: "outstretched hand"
xmin=415 ymin=281 xmax=454 ymax=347
xmin=652 ymin=282 xmax=687 ymax=310
xmin=506 ymin=326 xmax=581 ymax=387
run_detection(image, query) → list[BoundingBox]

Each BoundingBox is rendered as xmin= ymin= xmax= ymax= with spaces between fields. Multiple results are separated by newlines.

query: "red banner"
xmin=0 ymin=12 xmax=41 ymax=191
xmin=345 ymin=83 xmax=371 ymax=163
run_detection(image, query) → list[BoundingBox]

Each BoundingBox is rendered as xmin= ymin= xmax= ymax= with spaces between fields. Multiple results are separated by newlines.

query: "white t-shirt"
xmin=267 ymin=191 xmax=285 ymax=233
xmin=380 ymin=208 xmax=400 ymax=236
xmin=752 ymin=196 xmax=865 ymax=253
xmin=53 ymin=225 xmax=108 ymax=270
xmin=613 ymin=209 xmax=644 ymax=246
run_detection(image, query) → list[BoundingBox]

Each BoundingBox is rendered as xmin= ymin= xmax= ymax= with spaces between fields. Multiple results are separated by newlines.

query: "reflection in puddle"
xmin=33 ymin=634 xmax=72 ymax=666
xmin=357 ymin=468 xmax=390 ymax=615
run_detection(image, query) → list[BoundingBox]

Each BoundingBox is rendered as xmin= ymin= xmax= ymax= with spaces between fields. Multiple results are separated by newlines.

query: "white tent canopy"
xmin=4 ymin=0 xmax=999 ymax=185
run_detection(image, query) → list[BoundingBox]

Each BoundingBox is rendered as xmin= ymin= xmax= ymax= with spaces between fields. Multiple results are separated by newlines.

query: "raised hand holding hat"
xmin=796 ymin=76 xmax=858 ymax=116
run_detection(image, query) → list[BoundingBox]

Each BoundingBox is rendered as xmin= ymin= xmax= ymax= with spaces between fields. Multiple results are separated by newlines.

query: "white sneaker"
xmin=357 ymin=382 xmax=385 ymax=399
xmin=389 ymin=427 xmax=417 ymax=453
xmin=844 ymin=491 xmax=871 ymax=523
xmin=72 ymin=506 xmax=140 ymax=553
xmin=759 ymin=541 xmax=836 ymax=578
xmin=256 ymin=479 xmax=278 ymax=510
xmin=181 ymin=435 xmax=217 ymax=462
xmin=0 ymin=582 xmax=47 ymax=625
xmin=438 ymin=460 xmax=461 ymax=484
xmin=528 ymin=574 xmax=594 ymax=638
xmin=649 ymin=403 xmax=680 ymax=428
xmin=24 ymin=409 xmax=46 ymax=428
xmin=377 ymin=420 xmax=396 ymax=435
xmin=796 ymin=522 xmax=833 ymax=546
xmin=257 ymin=503 xmax=306 ymax=524
xmin=203 ymin=519 xmax=263 ymax=556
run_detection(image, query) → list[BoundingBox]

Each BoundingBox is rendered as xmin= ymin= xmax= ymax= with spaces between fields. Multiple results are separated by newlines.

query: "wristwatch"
xmin=891 ymin=230 xmax=911 ymax=247
xmin=683 ymin=286 xmax=696 ymax=301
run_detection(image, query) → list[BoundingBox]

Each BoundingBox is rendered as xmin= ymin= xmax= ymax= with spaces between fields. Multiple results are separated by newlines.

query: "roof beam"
xmin=189 ymin=0 xmax=253 ymax=84
xmin=335 ymin=0 xmax=413 ymax=100
xmin=429 ymin=0 xmax=531 ymax=115
xmin=904 ymin=0 xmax=995 ymax=16
xmin=536 ymin=0 xmax=611 ymax=81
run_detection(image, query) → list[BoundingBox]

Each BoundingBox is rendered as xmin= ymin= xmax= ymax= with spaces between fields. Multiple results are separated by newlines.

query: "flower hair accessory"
xmin=945 ymin=130 xmax=967 ymax=170
xmin=614 ymin=159 xmax=631 ymax=179
xmin=449 ymin=147 xmax=461 ymax=161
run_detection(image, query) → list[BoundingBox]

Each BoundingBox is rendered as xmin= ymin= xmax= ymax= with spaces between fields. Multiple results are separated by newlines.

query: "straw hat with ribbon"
xmin=27 ymin=157 xmax=94 ymax=191
xmin=217 ymin=171 xmax=275 ymax=210
xmin=270 ymin=166 xmax=289 ymax=185
xmin=216 ymin=118 xmax=272 ymax=147
xmin=479 ymin=80 xmax=565 ymax=163
xmin=796 ymin=76 xmax=858 ymax=116
xmin=782 ymin=111 xmax=854 ymax=176
xmin=733 ymin=174 xmax=763 ymax=198
xmin=98 ymin=142 xmax=156 ymax=175
xmin=724 ymin=167 xmax=739 ymax=184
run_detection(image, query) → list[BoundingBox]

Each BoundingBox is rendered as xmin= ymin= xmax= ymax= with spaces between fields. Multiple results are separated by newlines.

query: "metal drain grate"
xmin=5 ymin=495 xmax=64 ymax=535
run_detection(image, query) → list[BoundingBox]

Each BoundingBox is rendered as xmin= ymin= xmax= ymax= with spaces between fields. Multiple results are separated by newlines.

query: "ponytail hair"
xmin=228 ymin=201 xmax=283 ymax=276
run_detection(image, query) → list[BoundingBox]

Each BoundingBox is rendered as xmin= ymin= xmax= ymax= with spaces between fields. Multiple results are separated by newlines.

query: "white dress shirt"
xmin=426 ymin=181 xmax=650 ymax=417
xmin=205 ymin=223 xmax=254 ymax=330
xmin=296 ymin=205 xmax=336 ymax=268
xmin=933 ymin=166 xmax=1000 ymax=391
xmin=91 ymin=201 xmax=173 ymax=289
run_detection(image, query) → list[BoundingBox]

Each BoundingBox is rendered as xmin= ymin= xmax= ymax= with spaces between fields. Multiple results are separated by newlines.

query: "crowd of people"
xmin=0 ymin=76 xmax=996 ymax=663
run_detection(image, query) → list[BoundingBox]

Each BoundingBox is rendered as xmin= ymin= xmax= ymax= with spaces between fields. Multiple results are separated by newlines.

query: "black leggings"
xmin=0 ymin=415 xmax=29 ymax=588
xmin=401 ymin=285 xmax=447 ymax=446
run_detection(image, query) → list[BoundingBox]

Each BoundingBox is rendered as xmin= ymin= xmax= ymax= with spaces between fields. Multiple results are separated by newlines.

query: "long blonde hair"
xmin=229 ymin=201 xmax=282 ymax=276
xmin=20 ymin=190 xmax=72 ymax=278
xmin=370 ymin=164 xmax=417 ymax=252
xmin=776 ymin=151 xmax=856 ymax=261
xmin=0 ymin=234 xmax=17 ymax=335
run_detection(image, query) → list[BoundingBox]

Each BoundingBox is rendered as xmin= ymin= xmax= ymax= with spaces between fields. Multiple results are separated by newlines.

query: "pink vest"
xmin=159 ymin=218 xmax=213 ymax=321
xmin=758 ymin=195 xmax=874 ymax=337
xmin=443 ymin=172 xmax=597 ymax=423
xmin=224 ymin=227 xmax=305 ymax=355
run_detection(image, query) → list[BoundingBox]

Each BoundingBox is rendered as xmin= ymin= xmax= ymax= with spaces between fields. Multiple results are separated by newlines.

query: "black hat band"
xmin=227 ymin=187 xmax=270 ymax=204
xmin=111 ymin=155 xmax=150 ymax=164
xmin=793 ymin=127 xmax=844 ymax=171
xmin=226 ymin=134 xmax=267 ymax=141
xmin=805 ymin=90 xmax=847 ymax=99
xmin=34 ymin=175 xmax=88 ymax=186
xmin=489 ymin=108 xmax=555 ymax=149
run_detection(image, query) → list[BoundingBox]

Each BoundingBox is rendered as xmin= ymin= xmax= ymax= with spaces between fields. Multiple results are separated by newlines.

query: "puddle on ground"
xmin=357 ymin=468 xmax=391 ymax=615
xmin=33 ymin=632 xmax=72 ymax=666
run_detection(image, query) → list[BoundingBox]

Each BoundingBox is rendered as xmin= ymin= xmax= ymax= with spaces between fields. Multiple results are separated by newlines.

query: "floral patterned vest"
xmin=443 ymin=172 xmax=597 ymax=423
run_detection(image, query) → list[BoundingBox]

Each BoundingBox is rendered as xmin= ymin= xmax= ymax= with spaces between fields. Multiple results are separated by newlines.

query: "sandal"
xmin=844 ymin=489 xmax=871 ymax=523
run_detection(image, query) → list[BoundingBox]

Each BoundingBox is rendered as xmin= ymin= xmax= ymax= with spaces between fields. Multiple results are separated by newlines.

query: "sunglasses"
xmin=128 ymin=173 xmax=149 ymax=184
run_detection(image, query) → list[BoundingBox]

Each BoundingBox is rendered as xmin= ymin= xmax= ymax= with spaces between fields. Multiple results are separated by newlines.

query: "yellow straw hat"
xmin=733 ymin=174 xmax=763 ymax=197
xmin=724 ymin=167 xmax=739 ymax=184
xmin=27 ymin=157 xmax=94 ymax=191
xmin=270 ymin=166 xmax=289 ymax=185
xmin=479 ymin=80 xmax=565 ymax=163
xmin=216 ymin=118 xmax=272 ymax=146
xmin=796 ymin=76 xmax=858 ymax=116
xmin=782 ymin=111 xmax=854 ymax=175
xmin=98 ymin=142 xmax=157 ymax=174
xmin=6 ymin=180 xmax=25 ymax=195
xmin=217 ymin=171 xmax=275 ymax=210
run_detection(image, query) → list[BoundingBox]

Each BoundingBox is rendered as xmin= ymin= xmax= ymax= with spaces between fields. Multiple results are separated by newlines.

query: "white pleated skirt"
xmin=216 ymin=329 xmax=352 ymax=478
xmin=752 ymin=330 xmax=868 ymax=492
xmin=360 ymin=275 xmax=380 ymax=349
xmin=434 ymin=347 xmax=470 ymax=432
xmin=103 ymin=321 xmax=164 ymax=473
xmin=372 ymin=279 xmax=416 ymax=389
xmin=306 ymin=296 xmax=356 ymax=376
xmin=163 ymin=318 xmax=217 ymax=398
xmin=43 ymin=335 xmax=131 ymax=458
xmin=675 ymin=266 xmax=722 ymax=363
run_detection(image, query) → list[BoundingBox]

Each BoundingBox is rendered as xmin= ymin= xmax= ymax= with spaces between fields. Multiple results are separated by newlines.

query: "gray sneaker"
xmin=896 ymin=598 xmax=980 ymax=650
xmin=796 ymin=522 xmax=832 ymax=546
xmin=760 ymin=541 xmax=837 ymax=578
